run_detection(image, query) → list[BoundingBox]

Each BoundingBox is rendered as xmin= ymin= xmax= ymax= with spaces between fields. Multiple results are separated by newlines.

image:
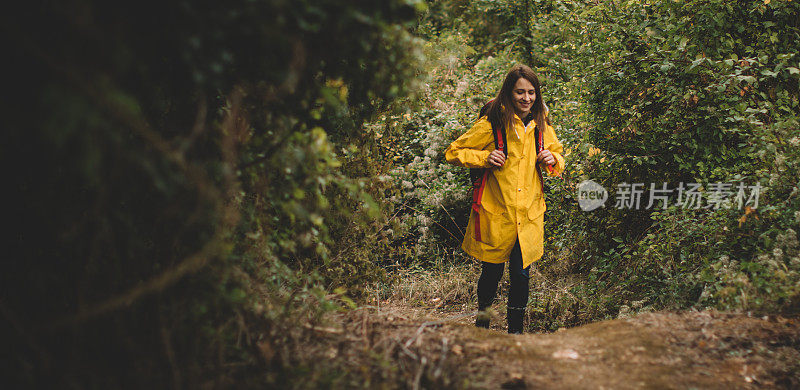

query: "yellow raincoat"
xmin=444 ymin=113 xmax=565 ymax=268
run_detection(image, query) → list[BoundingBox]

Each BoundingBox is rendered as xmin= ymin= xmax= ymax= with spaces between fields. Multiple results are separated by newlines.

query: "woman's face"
xmin=511 ymin=77 xmax=536 ymax=118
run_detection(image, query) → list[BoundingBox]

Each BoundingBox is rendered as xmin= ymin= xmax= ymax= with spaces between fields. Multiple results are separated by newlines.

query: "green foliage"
xmin=402 ymin=0 xmax=800 ymax=330
xmin=2 ymin=0 xmax=423 ymax=387
xmin=536 ymin=0 xmax=800 ymax=322
xmin=5 ymin=0 xmax=799 ymax=386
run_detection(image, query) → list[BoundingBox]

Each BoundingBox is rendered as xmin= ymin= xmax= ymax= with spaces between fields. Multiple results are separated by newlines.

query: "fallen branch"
xmin=404 ymin=311 xmax=477 ymax=349
xmin=302 ymin=323 xmax=344 ymax=334
xmin=412 ymin=356 xmax=428 ymax=390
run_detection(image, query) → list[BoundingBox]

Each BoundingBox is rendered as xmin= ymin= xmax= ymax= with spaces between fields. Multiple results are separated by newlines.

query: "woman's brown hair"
xmin=484 ymin=65 xmax=547 ymax=147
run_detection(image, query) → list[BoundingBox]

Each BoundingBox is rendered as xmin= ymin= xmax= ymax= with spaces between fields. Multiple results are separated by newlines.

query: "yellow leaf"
xmin=739 ymin=206 xmax=758 ymax=227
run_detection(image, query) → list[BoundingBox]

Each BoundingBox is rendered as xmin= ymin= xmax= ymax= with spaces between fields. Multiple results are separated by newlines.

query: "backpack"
xmin=468 ymin=100 xmax=548 ymax=243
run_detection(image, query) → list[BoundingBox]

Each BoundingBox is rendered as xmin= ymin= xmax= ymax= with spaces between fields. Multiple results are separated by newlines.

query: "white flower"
xmin=444 ymin=119 xmax=461 ymax=131
xmin=784 ymin=228 xmax=798 ymax=248
xmin=455 ymin=80 xmax=469 ymax=97
xmin=735 ymin=273 xmax=750 ymax=285
xmin=425 ymin=192 xmax=444 ymax=207
xmin=775 ymin=153 xmax=786 ymax=168
xmin=767 ymin=259 xmax=781 ymax=270
xmin=417 ymin=215 xmax=432 ymax=226
xmin=418 ymin=226 xmax=429 ymax=238
xmin=757 ymin=254 xmax=771 ymax=264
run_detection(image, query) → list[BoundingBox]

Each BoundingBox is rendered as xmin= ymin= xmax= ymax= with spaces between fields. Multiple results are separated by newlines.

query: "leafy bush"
xmin=398 ymin=0 xmax=800 ymax=330
xmin=2 ymin=0 xmax=425 ymax=387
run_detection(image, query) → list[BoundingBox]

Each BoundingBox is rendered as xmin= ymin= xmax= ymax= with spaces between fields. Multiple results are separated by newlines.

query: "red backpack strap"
xmin=471 ymin=171 xmax=489 ymax=242
xmin=495 ymin=125 xmax=504 ymax=154
xmin=471 ymin=123 xmax=505 ymax=242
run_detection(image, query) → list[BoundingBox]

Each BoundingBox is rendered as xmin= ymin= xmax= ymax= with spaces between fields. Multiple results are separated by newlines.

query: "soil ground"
xmin=327 ymin=303 xmax=800 ymax=389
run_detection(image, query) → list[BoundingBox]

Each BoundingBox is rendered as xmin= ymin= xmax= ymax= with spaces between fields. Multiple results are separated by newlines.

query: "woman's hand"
xmin=537 ymin=149 xmax=555 ymax=166
xmin=487 ymin=149 xmax=506 ymax=167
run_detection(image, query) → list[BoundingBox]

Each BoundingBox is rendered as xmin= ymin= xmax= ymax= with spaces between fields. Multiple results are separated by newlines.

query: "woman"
xmin=444 ymin=65 xmax=565 ymax=334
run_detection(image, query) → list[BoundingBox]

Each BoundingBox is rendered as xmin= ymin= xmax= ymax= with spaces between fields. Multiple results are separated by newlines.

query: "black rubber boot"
xmin=507 ymin=306 xmax=525 ymax=334
xmin=475 ymin=312 xmax=490 ymax=329
xmin=476 ymin=261 xmax=502 ymax=330
xmin=475 ymin=300 xmax=492 ymax=329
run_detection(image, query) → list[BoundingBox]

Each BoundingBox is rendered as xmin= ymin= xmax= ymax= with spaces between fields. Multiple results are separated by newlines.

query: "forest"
xmin=3 ymin=0 xmax=800 ymax=388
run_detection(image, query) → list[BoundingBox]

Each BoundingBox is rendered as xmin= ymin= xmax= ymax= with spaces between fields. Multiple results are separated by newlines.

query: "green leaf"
xmin=678 ymin=37 xmax=688 ymax=51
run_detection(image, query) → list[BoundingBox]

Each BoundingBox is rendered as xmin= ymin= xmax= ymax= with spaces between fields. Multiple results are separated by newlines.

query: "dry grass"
xmin=378 ymin=258 xmax=600 ymax=333
xmin=385 ymin=262 xmax=480 ymax=311
xmin=382 ymin=257 xmax=602 ymax=332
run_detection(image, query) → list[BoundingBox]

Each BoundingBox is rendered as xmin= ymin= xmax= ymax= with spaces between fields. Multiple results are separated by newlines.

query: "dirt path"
xmin=340 ymin=304 xmax=800 ymax=389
